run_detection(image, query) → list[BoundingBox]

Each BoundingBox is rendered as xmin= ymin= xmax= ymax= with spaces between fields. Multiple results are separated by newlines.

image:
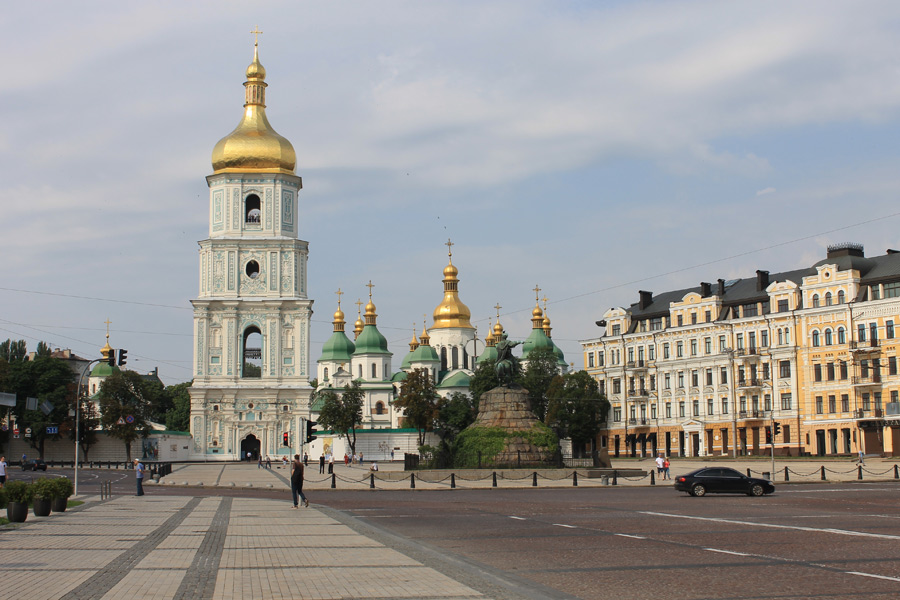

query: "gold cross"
xmin=494 ymin=303 xmax=502 ymax=319
xmin=533 ymin=285 xmax=542 ymax=302
xmin=542 ymin=295 xmax=549 ymax=311
xmin=251 ymin=25 xmax=263 ymax=46
xmin=366 ymin=280 xmax=375 ymax=299
xmin=445 ymin=238 xmax=454 ymax=258
xmin=335 ymin=288 xmax=343 ymax=308
xmin=355 ymin=298 xmax=363 ymax=316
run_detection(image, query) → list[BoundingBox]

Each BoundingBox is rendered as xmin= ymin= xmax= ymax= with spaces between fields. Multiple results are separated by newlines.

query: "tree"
xmin=8 ymin=355 xmax=75 ymax=458
xmin=545 ymin=370 xmax=610 ymax=455
xmin=520 ymin=346 xmax=561 ymax=422
xmin=0 ymin=339 xmax=27 ymax=362
xmin=164 ymin=381 xmax=192 ymax=432
xmin=394 ymin=368 xmax=440 ymax=446
xmin=468 ymin=360 xmax=500 ymax=412
xmin=315 ymin=381 xmax=364 ymax=456
xmin=434 ymin=392 xmax=476 ymax=443
xmin=141 ymin=377 xmax=172 ymax=424
xmin=69 ymin=397 xmax=101 ymax=462
xmin=98 ymin=370 xmax=153 ymax=462
xmin=35 ymin=341 xmax=52 ymax=358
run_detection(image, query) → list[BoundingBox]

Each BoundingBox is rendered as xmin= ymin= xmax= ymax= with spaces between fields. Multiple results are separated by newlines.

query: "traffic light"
xmin=283 ymin=432 xmax=289 ymax=446
xmin=765 ymin=426 xmax=772 ymax=445
xmin=107 ymin=349 xmax=116 ymax=367
xmin=117 ymin=349 xmax=128 ymax=367
xmin=306 ymin=420 xmax=318 ymax=443
xmin=773 ymin=421 xmax=782 ymax=437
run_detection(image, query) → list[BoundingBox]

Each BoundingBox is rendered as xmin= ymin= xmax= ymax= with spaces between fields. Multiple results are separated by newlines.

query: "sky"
xmin=3 ymin=1 xmax=900 ymax=385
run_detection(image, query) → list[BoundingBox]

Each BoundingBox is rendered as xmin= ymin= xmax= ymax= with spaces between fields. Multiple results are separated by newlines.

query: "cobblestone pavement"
xmin=0 ymin=496 xmax=492 ymax=600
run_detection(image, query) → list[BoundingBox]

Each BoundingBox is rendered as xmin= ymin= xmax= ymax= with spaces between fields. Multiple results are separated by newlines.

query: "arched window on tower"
xmin=245 ymin=194 xmax=261 ymax=224
xmin=358 ymin=364 xmax=363 ymax=378
xmin=440 ymin=347 xmax=447 ymax=371
xmin=242 ymin=326 xmax=262 ymax=378
xmin=462 ymin=348 xmax=468 ymax=369
xmin=323 ymin=367 xmax=329 ymax=381
xmin=375 ymin=401 xmax=385 ymax=415
xmin=451 ymin=347 xmax=459 ymax=370
xmin=371 ymin=363 xmax=377 ymax=379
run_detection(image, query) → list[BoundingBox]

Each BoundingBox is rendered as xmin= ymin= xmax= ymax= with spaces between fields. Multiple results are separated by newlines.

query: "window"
xmin=665 ymin=403 xmax=672 ymax=418
xmin=827 ymin=363 xmax=835 ymax=381
xmin=691 ymin=313 xmax=697 ymax=325
xmin=825 ymin=329 xmax=832 ymax=345
xmin=814 ymin=364 xmax=822 ymax=382
xmin=761 ymin=330 xmax=768 ymax=347
xmin=638 ymin=346 xmax=645 ymax=361
xmin=739 ymin=397 xmax=747 ymax=413
xmin=613 ymin=407 xmax=621 ymax=422
xmin=841 ymin=394 xmax=850 ymax=412
xmin=588 ymin=353 xmax=594 ymax=368
xmin=858 ymin=323 xmax=866 ymax=342
xmin=780 ymin=360 xmax=791 ymax=378
xmin=785 ymin=328 xmax=791 ymax=344
xmin=885 ymin=282 xmax=900 ymax=298
xmin=890 ymin=356 xmax=897 ymax=376
xmin=721 ymin=397 xmax=729 ymax=414
xmin=691 ymin=339 xmax=698 ymax=356
xmin=840 ymin=361 xmax=848 ymax=380
xmin=743 ymin=304 xmax=758 ymax=317
xmin=650 ymin=317 xmax=663 ymax=330
xmin=707 ymin=398 xmax=714 ymax=415
xmin=676 ymin=342 xmax=683 ymax=357
xmin=719 ymin=335 xmax=727 ymax=351
xmin=862 ymin=393 xmax=871 ymax=411
xmin=691 ymin=370 xmax=699 ymax=387
xmin=872 ymin=285 xmax=882 ymax=300
xmin=599 ymin=351 xmax=605 ymax=366
xmin=704 ymin=337 xmax=712 ymax=354
xmin=828 ymin=395 xmax=836 ymax=413
xmin=720 ymin=366 xmax=728 ymax=384
xmin=323 ymin=367 xmax=329 ymax=380
xmin=648 ymin=345 xmax=655 ymax=360
xmin=705 ymin=310 xmax=711 ymax=322
xmin=679 ymin=402 xmax=686 ymax=418
xmin=812 ymin=294 xmax=820 ymax=308
xmin=778 ymin=329 xmax=783 ymax=345
xmin=764 ymin=394 xmax=772 ymax=411
xmin=838 ymin=327 xmax=846 ymax=344
xmin=358 ymin=364 xmax=363 ymax=378
xmin=838 ymin=290 xmax=845 ymax=304
xmin=825 ymin=292 xmax=832 ymax=305
xmin=871 ymin=323 xmax=878 ymax=344
xmin=736 ymin=334 xmax=744 ymax=349
xmin=861 ymin=360 xmax=869 ymax=378
xmin=815 ymin=396 xmax=823 ymax=414
xmin=888 ymin=320 xmax=895 ymax=339
xmin=372 ymin=363 xmax=377 ymax=378
xmin=693 ymin=400 xmax=700 ymax=416
xmin=678 ymin=371 xmax=684 ymax=388
xmin=781 ymin=393 xmax=792 ymax=410
xmin=663 ymin=343 xmax=670 ymax=359
xmin=706 ymin=368 xmax=713 ymax=386
xmin=611 ymin=324 xmax=621 ymax=335
xmin=613 ymin=379 xmax=621 ymax=394
xmin=763 ymin=362 xmax=770 ymax=380
xmin=778 ymin=299 xmax=789 ymax=312
xmin=650 ymin=375 xmax=656 ymax=390
xmin=375 ymin=401 xmax=385 ymax=415
xmin=812 ymin=331 xmax=820 ymax=347
xmin=244 ymin=194 xmax=261 ymax=223
xmin=677 ymin=314 xmax=683 ymax=327
xmin=664 ymin=373 xmax=671 ymax=390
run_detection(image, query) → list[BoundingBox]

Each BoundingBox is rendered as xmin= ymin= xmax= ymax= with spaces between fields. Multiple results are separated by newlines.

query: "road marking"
xmin=615 ymin=533 xmax=646 ymax=539
xmin=780 ymin=487 xmax=898 ymax=493
xmin=640 ymin=511 xmax=900 ymax=541
xmin=845 ymin=571 xmax=900 ymax=582
xmin=553 ymin=523 xmax=577 ymax=528
xmin=704 ymin=548 xmax=751 ymax=556
xmin=509 ymin=516 xmax=526 ymax=520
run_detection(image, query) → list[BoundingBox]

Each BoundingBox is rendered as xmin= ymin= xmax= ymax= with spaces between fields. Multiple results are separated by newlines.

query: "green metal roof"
xmin=409 ymin=344 xmax=439 ymax=363
xmin=353 ymin=324 xmax=391 ymax=355
xmin=521 ymin=327 xmax=554 ymax=358
xmin=476 ymin=346 xmax=498 ymax=364
xmin=438 ymin=370 xmax=471 ymax=388
xmin=90 ymin=363 xmax=120 ymax=377
xmin=319 ymin=330 xmax=355 ymax=362
xmin=391 ymin=371 xmax=407 ymax=382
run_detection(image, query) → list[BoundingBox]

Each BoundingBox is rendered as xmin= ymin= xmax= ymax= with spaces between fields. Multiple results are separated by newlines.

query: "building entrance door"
xmin=241 ymin=434 xmax=261 ymax=461
xmin=815 ymin=430 xmax=826 ymax=456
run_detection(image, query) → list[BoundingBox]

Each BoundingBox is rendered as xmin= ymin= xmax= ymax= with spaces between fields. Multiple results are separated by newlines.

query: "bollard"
xmin=492 ymin=472 xmax=498 ymax=487
xmin=746 ymin=468 xmax=751 ymax=477
xmin=532 ymin=472 xmax=538 ymax=487
xmin=784 ymin=466 xmax=789 ymax=482
xmin=451 ymin=473 xmax=456 ymax=489
xmin=858 ymin=465 xmax=863 ymax=480
xmin=612 ymin=470 xmax=618 ymax=486
xmin=573 ymin=471 xmax=578 ymax=487
xmin=370 ymin=474 xmax=375 ymax=489
xmin=331 ymin=473 xmax=336 ymax=489
xmin=821 ymin=465 xmax=826 ymax=481
xmin=410 ymin=473 xmax=416 ymax=489
xmin=895 ymin=464 xmax=899 ymax=479
xmin=650 ymin=470 xmax=656 ymax=485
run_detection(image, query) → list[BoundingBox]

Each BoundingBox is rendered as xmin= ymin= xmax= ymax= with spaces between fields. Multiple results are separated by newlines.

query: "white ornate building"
xmin=188 ymin=42 xmax=314 ymax=461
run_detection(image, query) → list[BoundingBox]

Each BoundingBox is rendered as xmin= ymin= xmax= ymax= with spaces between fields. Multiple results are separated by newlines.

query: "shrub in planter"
xmin=5 ymin=480 xmax=33 ymax=523
xmin=30 ymin=478 xmax=54 ymax=517
xmin=51 ymin=477 xmax=74 ymax=512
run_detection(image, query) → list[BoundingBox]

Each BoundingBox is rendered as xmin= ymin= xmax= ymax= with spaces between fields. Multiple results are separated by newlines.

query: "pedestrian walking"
xmin=0 ymin=455 xmax=7 ymax=488
xmin=319 ymin=454 xmax=325 ymax=474
xmin=290 ymin=454 xmax=309 ymax=509
xmin=303 ymin=452 xmax=309 ymax=467
xmin=663 ymin=457 xmax=671 ymax=480
xmin=328 ymin=453 xmax=334 ymax=474
xmin=265 ymin=455 xmax=271 ymax=469
xmin=359 ymin=452 xmax=364 ymax=464
xmin=857 ymin=449 xmax=866 ymax=465
xmin=133 ymin=459 xmax=145 ymax=496
xmin=655 ymin=453 xmax=664 ymax=474
xmin=391 ymin=450 xmax=394 ymax=461
xmin=257 ymin=455 xmax=263 ymax=469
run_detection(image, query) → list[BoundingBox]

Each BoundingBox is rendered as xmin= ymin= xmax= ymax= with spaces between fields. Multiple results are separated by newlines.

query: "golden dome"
xmin=211 ymin=43 xmax=296 ymax=175
xmin=409 ymin=326 xmax=420 ymax=351
xmin=493 ymin=321 xmax=504 ymax=337
xmin=532 ymin=304 xmax=543 ymax=319
xmin=334 ymin=308 xmax=345 ymax=322
xmin=419 ymin=322 xmax=431 ymax=345
xmin=432 ymin=241 xmax=473 ymax=329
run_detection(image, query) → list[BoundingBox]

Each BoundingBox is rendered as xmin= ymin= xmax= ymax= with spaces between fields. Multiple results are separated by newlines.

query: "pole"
xmin=74 ymin=359 xmax=102 ymax=498
xmin=770 ymin=415 xmax=775 ymax=479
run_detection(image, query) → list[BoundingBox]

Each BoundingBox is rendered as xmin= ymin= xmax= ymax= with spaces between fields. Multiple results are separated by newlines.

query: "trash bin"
xmin=601 ymin=475 xmax=609 ymax=485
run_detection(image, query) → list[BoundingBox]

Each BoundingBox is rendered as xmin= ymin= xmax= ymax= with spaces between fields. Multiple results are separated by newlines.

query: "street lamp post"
xmin=74 ymin=358 xmax=102 ymax=497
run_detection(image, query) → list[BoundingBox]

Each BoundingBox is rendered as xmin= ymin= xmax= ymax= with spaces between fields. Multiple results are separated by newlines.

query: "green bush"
xmin=31 ymin=478 xmax=55 ymax=500
xmin=4 ymin=480 xmax=33 ymax=504
xmin=452 ymin=424 xmax=559 ymax=468
xmin=0 ymin=486 xmax=7 ymax=507
xmin=52 ymin=477 xmax=74 ymax=500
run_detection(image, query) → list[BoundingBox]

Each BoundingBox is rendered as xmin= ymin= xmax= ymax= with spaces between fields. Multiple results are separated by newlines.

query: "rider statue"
xmin=494 ymin=332 xmax=522 ymax=387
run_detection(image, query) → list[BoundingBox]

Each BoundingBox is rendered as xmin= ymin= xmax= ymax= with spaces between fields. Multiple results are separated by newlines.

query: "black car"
xmin=22 ymin=459 xmax=47 ymax=472
xmin=674 ymin=467 xmax=775 ymax=497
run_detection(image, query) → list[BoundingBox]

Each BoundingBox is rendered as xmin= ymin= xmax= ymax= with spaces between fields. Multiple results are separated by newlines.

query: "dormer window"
xmin=245 ymin=194 xmax=261 ymax=224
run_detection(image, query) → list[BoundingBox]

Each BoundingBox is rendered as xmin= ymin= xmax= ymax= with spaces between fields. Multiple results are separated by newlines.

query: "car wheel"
xmin=691 ymin=484 xmax=707 ymax=497
xmin=749 ymin=484 xmax=765 ymax=497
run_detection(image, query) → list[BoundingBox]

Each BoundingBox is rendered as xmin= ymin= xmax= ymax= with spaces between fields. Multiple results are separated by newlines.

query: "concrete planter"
xmin=6 ymin=502 xmax=28 ymax=523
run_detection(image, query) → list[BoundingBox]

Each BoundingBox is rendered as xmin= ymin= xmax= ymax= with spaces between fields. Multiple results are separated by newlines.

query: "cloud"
xmin=756 ymin=187 xmax=777 ymax=196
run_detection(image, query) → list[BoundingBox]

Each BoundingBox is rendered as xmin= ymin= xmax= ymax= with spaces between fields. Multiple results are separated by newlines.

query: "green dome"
xmin=438 ymin=370 xmax=471 ymax=389
xmin=522 ymin=327 xmax=554 ymax=359
xmin=319 ymin=331 xmax=355 ymax=362
xmin=391 ymin=371 xmax=408 ymax=383
xmin=553 ymin=341 xmax=567 ymax=367
xmin=476 ymin=346 xmax=498 ymax=365
xmin=90 ymin=363 xmax=119 ymax=377
xmin=353 ymin=324 xmax=390 ymax=355
xmin=409 ymin=344 xmax=439 ymax=364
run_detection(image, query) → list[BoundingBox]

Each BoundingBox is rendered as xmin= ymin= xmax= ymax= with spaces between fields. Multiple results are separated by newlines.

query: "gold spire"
xmin=210 ymin=32 xmax=296 ymax=174
xmin=542 ymin=296 xmax=552 ymax=337
xmin=492 ymin=303 xmax=504 ymax=337
xmin=484 ymin=319 xmax=496 ymax=347
xmin=419 ymin=316 xmax=431 ymax=345
xmin=531 ymin=285 xmax=545 ymax=329
xmin=432 ymin=239 xmax=473 ymax=329
xmin=353 ymin=299 xmax=364 ymax=340
xmin=332 ymin=288 xmax=346 ymax=333
xmin=364 ymin=281 xmax=377 ymax=326
xmin=409 ymin=324 xmax=420 ymax=351
xmin=100 ymin=318 xmax=113 ymax=362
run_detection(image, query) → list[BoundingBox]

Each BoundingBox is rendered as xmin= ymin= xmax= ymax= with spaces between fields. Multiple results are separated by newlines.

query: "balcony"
xmin=850 ymin=340 xmax=880 ymax=353
xmin=626 ymin=360 xmax=649 ymax=371
xmin=628 ymin=388 xmax=650 ymax=399
xmin=737 ymin=378 xmax=762 ymax=389
xmin=628 ymin=418 xmax=650 ymax=427
xmin=738 ymin=410 xmax=765 ymax=420
xmin=851 ymin=374 xmax=882 ymax=386
xmin=735 ymin=346 xmax=761 ymax=358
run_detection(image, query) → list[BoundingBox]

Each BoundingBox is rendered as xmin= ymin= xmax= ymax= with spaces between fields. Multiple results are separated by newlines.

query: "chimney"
xmin=638 ymin=290 xmax=653 ymax=310
xmin=827 ymin=242 xmax=864 ymax=259
xmin=700 ymin=282 xmax=711 ymax=298
xmin=756 ymin=270 xmax=769 ymax=291
xmin=717 ymin=279 xmax=726 ymax=296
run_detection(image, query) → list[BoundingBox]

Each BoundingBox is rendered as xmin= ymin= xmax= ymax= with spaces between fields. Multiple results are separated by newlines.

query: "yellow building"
xmin=582 ymin=243 xmax=900 ymax=458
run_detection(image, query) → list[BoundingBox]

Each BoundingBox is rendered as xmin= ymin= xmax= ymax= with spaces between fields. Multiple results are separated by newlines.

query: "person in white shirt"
xmin=655 ymin=453 xmax=665 ymax=474
xmin=0 ymin=455 xmax=7 ymax=488
xmin=369 ymin=461 xmax=379 ymax=471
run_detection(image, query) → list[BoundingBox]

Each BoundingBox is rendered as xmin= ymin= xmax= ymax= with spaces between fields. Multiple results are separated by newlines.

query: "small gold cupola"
xmin=353 ymin=298 xmax=364 ymax=340
xmin=419 ymin=318 xmax=432 ymax=346
xmin=432 ymin=239 xmax=474 ymax=329
xmin=333 ymin=288 xmax=346 ymax=333
xmin=211 ymin=30 xmax=297 ymax=175
xmin=542 ymin=296 xmax=552 ymax=337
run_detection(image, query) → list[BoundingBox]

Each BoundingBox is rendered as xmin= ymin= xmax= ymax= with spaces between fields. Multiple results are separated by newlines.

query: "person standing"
xmin=655 ymin=453 xmax=664 ymax=475
xmin=265 ymin=455 xmax=271 ymax=469
xmin=318 ymin=454 xmax=325 ymax=474
xmin=857 ymin=449 xmax=866 ymax=465
xmin=663 ymin=456 xmax=671 ymax=480
xmin=328 ymin=453 xmax=334 ymax=474
xmin=303 ymin=452 xmax=309 ymax=467
xmin=0 ymin=455 xmax=7 ymax=488
xmin=290 ymin=454 xmax=309 ymax=508
xmin=257 ymin=454 xmax=263 ymax=469
xmin=133 ymin=459 xmax=145 ymax=496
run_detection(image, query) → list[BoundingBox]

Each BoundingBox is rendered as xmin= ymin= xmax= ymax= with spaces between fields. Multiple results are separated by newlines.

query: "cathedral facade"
xmin=189 ymin=43 xmax=313 ymax=461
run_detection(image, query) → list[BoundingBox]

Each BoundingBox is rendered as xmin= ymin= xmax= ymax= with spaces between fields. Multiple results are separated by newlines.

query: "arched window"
xmin=812 ymin=294 xmax=820 ymax=308
xmin=812 ymin=330 xmax=820 ymax=347
xmin=824 ymin=329 xmax=833 ymax=345
xmin=323 ymin=367 xmax=329 ymax=381
xmin=371 ymin=363 xmax=377 ymax=378
xmin=242 ymin=326 xmax=262 ymax=378
xmin=358 ymin=364 xmax=362 ymax=378
xmin=245 ymin=260 xmax=260 ymax=279
xmin=838 ymin=290 xmax=845 ymax=304
xmin=440 ymin=347 xmax=448 ymax=371
xmin=785 ymin=328 xmax=791 ymax=344
xmin=375 ymin=401 xmax=385 ymax=415
xmin=825 ymin=292 xmax=832 ymax=306
xmin=451 ymin=347 xmax=459 ymax=370
xmin=838 ymin=327 xmax=846 ymax=344
xmin=777 ymin=329 xmax=783 ymax=345
xmin=245 ymin=194 xmax=261 ymax=223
